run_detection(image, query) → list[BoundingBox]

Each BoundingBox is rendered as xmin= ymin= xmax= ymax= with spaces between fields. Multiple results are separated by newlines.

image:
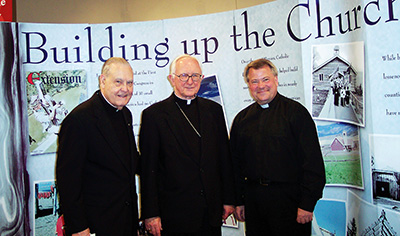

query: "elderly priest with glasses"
xmin=139 ymin=54 xmax=235 ymax=236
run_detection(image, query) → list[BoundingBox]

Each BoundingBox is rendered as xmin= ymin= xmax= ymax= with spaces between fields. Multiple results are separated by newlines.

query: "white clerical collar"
xmin=101 ymin=91 xmax=120 ymax=112
xmin=260 ymin=103 xmax=269 ymax=109
xmin=174 ymin=93 xmax=196 ymax=105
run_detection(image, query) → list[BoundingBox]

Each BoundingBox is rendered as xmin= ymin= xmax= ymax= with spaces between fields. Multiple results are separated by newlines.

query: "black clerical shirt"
xmin=230 ymin=93 xmax=325 ymax=211
xmin=173 ymin=94 xmax=201 ymax=162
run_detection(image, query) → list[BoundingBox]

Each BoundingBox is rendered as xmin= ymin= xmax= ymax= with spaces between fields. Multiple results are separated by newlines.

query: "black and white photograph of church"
xmin=311 ymin=42 xmax=365 ymax=127
xmin=370 ymin=135 xmax=400 ymax=212
xmin=359 ymin=210 xmax=398 ymax=236
xmin=347 ymin=191 xmax=400 ymax=236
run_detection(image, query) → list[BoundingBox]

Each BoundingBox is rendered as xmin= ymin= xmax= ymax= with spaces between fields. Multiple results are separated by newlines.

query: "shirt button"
xmin=200 ymin=168 xmax=204 ymax=173
xmin=125 ymin=201 xmax=130 ymax=206
xmin=200 ymin=190 xmax=204 ymax=196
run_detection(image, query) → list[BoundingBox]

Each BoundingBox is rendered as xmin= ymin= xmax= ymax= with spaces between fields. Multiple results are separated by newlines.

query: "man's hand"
xmin=234 ymin=205 xmax=245 ymax=222
xmin=222 ymin=205 xmax=235 ymax=220
xmin=145 ymin=217 xmax=162 ymax=236
xmin=296 ymin=208 xmax=313 ymax=224
xmin=72 ymin=228 xmax=91 ymax=236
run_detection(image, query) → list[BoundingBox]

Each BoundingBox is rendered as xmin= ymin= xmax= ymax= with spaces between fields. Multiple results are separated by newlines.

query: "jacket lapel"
xmin=122 ymin=108 xmax=137 ymax=174
xmin=92 ymin=92 xmax=132 ymax=173
xmin=197 ymin=98 xmax=212 ymax=166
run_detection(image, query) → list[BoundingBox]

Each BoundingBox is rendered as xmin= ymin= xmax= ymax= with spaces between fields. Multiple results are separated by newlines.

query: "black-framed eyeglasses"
xmin=173 ymin=73 xmax=203 ymax=82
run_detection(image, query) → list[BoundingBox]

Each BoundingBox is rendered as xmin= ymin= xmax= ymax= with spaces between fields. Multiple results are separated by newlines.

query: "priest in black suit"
xmin=56 ymin=57 xmax=140 ymax=236
xmin=139 ymin=54 xmax=235 ymax=236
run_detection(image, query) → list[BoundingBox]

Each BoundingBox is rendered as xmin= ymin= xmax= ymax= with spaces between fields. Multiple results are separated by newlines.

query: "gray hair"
xmin=99 ymin=57 xmax=132 ymax=85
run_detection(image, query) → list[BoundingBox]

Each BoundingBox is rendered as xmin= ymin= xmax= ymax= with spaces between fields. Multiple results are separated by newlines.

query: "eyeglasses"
xmin=173 ymin=73 xmax=203 ymax=82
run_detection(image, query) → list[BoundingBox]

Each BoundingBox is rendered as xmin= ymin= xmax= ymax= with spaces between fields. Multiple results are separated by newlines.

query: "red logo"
xmin=27 ymin=72 xmax=41 ymax=85
xmin=0 ymin=0 xmax=12 ymax=22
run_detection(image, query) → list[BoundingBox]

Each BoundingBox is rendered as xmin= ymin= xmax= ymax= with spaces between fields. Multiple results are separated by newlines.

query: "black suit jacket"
xmin=139 ymin=94 xmax=235 ymax=233
xmin=56 ymin=91 xmax=140 ymax=236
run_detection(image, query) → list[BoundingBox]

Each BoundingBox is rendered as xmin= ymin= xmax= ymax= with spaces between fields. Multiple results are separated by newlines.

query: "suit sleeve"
xmin=291 ymin=105 xmax=326 ymax=212
xmin=229 ymin=114 xmax=246 ymax=206
xmin=215 ymin=105 xmax=236 ymax=206
xmin=56 ymin=113 xmax=89 ymax=234
xmin=139 ymin=108 xmax=161 ymax=219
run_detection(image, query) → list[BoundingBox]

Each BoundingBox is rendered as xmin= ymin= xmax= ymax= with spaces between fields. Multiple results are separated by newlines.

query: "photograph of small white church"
xmin=312 ymin=42 xmax=364 ymax=127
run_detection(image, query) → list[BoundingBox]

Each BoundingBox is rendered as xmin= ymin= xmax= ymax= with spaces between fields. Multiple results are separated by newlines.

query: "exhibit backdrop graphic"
xmin=0 ymin=0 xmax=399 ymax=235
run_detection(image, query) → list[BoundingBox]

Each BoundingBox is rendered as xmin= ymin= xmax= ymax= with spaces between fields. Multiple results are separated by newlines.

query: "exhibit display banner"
xmin=0 ymin=0 xmax=399 ymax=235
